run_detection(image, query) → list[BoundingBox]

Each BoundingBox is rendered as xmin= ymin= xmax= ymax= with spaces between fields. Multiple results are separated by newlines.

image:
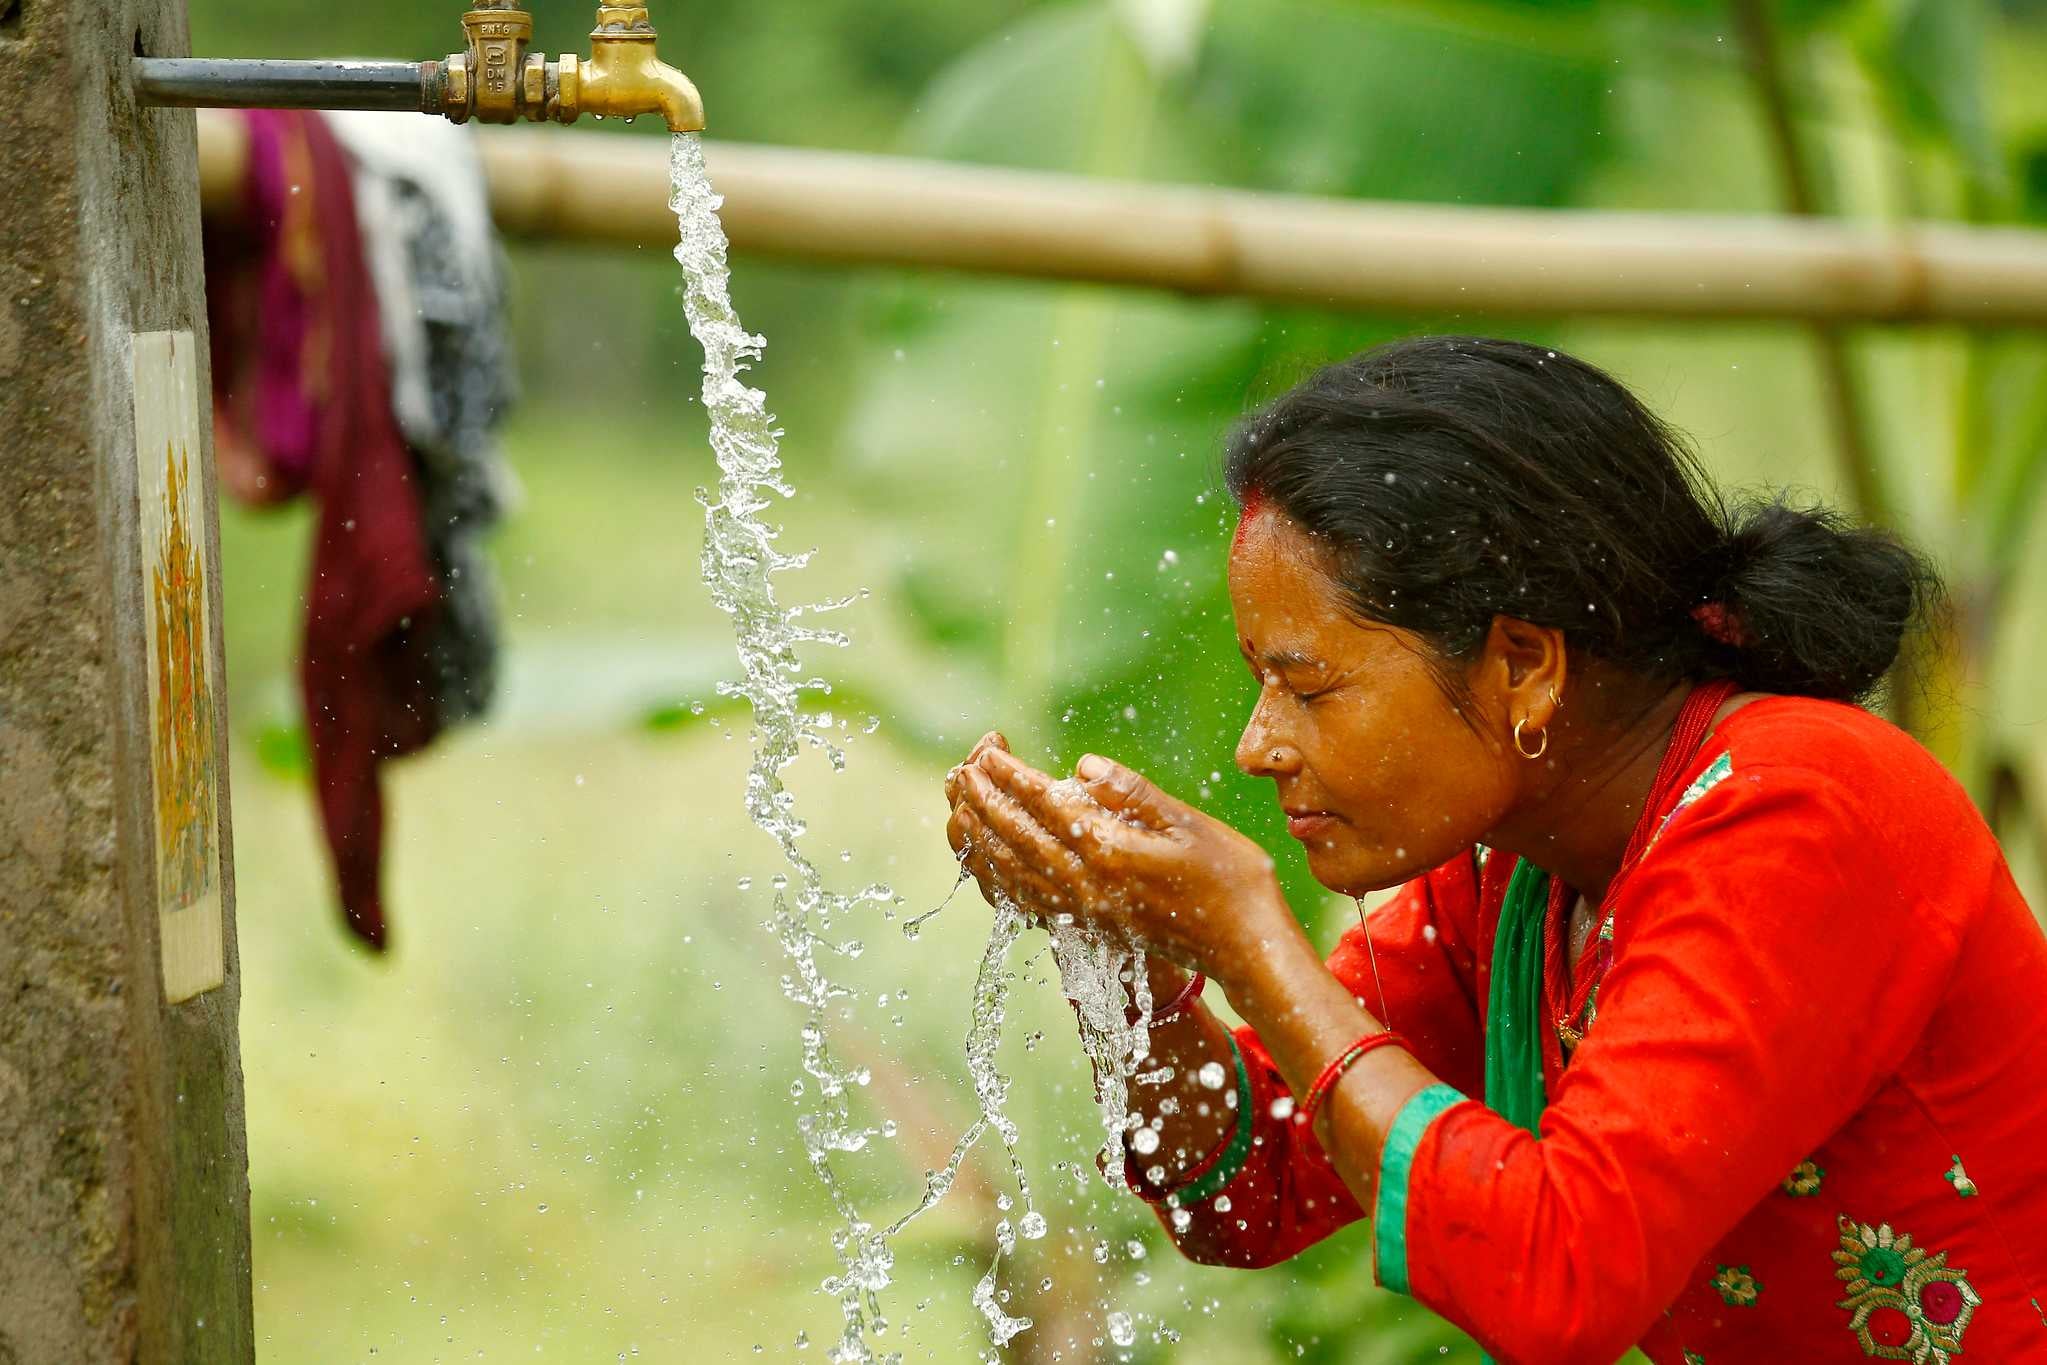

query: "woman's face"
xmin=1228 ymin=508 xmax=1519 ymax=896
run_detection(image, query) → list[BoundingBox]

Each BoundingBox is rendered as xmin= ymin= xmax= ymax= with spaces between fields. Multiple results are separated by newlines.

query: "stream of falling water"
xmin=670 ymin=134 xmax=1165 ymax=1361
xmin=671 ymin=133 xmax=899 ymax=1363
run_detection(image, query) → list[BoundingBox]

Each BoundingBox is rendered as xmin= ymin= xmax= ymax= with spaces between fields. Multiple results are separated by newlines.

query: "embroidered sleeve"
xmin=1373 ymin=1083 xmax=1474 ymax=1293
xmin=1147 ymin=855 xmax=1487 ymax=1268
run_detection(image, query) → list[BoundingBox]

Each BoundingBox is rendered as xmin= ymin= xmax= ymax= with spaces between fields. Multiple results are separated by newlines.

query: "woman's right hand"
xmin=944 ymin=730 xmax=1032 ymax=913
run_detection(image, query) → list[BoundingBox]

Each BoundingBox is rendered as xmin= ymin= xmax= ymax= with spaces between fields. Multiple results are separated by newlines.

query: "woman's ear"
xmin=1477 ymin=615 xmax=1567 ymax=732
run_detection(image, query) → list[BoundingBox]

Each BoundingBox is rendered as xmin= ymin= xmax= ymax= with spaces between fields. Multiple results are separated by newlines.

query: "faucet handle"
xmin=594 ymin=6 xmax=657 ymax=35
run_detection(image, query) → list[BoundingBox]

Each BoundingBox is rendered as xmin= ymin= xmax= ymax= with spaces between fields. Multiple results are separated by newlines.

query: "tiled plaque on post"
xmin=131 ymin=329 xmax=226 ymax=1003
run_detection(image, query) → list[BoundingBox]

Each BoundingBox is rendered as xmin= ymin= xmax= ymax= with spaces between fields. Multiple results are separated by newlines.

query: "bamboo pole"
xmin=193 ymin=109 xmax=2047 ymax=325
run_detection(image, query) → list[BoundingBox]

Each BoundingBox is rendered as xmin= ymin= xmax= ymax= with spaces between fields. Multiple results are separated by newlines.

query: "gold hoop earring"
xmin=1514 ymin=717 xmax=1549 ymax=760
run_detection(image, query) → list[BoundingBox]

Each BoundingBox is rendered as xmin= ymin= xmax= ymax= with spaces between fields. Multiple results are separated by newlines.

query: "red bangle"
xmin=1296 ymin=1030 xmax=1407 ymax=1130
xmin=1152 ymin=971 xmax=1205 ymax=1022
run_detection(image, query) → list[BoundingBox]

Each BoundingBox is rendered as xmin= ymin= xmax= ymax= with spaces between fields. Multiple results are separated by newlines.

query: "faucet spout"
xmin=557 ymin=6 xmax=704 ymax=133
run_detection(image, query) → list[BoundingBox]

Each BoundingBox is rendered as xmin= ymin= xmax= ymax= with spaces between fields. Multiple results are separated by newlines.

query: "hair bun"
xmin=1712 ymin=498 xmax=1940 ymax=700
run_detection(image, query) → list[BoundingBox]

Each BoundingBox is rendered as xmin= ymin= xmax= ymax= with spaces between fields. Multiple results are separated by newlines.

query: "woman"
xmin=945 ymin=337 xmax=2047 ymax=1364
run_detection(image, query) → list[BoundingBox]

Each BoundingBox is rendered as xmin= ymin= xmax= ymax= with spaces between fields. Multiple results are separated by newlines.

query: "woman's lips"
xmin=1285 ymin=811 xmax=1339 ymax=840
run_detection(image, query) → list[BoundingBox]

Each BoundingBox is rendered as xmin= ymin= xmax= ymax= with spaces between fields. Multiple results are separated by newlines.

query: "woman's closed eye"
xmin=1245 ymin=661 xmax=1337 ymax=700
xmin=1281 ymin=667 xmax=1344 ymax=702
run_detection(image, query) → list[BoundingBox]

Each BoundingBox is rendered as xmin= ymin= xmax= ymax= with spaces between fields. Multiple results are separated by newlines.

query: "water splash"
xmin=1041 ymin=780 xmax=1161 ymax=1174
xmin=670 ymin=132 xmax=1161 ymax=1358
xmin=972 ymin=1211 xmax=1035 ymax=1348
xmin=1049 ymin=922 xmax=1154 ymax=1170
xmin=670 ymin=132 xmax=895 ymax=1364
xmin=881 ymin=891 xmax=1044 ymax=1348
xmin=882 ymin=843 xmax=1157 ymax=1349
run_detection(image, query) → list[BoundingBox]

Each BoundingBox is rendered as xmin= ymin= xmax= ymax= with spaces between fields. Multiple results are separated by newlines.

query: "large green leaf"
xmin=838 ymin=0 xmax=1616 ymax=925
xmin=1864 ymin=0 xmax=2008 ymax=193
xmin=1190 ymin=0 xmax=1610 ymax=203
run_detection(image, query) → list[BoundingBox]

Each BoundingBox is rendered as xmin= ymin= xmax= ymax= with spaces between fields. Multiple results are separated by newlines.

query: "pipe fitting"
xmin=457 ymin=5 xmax=533 ymax=123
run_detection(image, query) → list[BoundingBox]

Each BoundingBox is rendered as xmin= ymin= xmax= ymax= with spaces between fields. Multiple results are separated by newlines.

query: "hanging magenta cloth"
xmin=204 ymin=110 xmax=442 ymax=950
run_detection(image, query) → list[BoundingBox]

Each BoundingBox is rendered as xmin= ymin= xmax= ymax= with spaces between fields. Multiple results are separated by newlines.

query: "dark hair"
xmin=1223 ymin=336 xmax=1941 ymax=704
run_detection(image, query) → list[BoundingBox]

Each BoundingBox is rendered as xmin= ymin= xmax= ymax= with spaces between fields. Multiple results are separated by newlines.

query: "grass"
xmin=223 ymin=397 xmax=1476 ymax=1362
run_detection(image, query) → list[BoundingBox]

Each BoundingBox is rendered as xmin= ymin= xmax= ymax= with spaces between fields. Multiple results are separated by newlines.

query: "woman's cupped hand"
xmin=943 ymin=731 xmax=1290 ymax=985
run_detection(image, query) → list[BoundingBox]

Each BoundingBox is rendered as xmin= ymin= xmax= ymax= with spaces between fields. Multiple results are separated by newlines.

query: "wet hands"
xmin=943 ymin=732 xmax=1287 ymax=985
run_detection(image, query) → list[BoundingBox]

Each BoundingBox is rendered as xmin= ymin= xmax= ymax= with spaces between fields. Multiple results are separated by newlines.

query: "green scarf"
xmin=1485 ymin=857 xmax=1552 ymax=1135
xmin=1474 ymin=858 xmax=1555 ymax=1365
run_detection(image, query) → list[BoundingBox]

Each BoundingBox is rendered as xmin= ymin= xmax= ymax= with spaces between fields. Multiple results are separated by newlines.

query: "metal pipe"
xmin=136 ymin=58 xmax=433 ymax=114
xmin=192 ymin=112 xmax=2047 ymax=327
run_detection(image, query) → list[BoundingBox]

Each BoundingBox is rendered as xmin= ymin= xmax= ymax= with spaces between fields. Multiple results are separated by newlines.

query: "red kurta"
xmin=1144 ymin=697 xmax=2047 ymax=1364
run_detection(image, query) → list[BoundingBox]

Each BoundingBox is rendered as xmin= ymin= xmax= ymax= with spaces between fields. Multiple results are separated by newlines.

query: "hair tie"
xmin=1691 ymin=601 xmax=1748 ymax=648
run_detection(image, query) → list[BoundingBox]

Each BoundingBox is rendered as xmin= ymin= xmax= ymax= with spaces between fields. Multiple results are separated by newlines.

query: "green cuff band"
xmin=1373 ymin=1082 xmax=1466 ymax=1296
xmin=1171 ymin=1033 xmax=1255 ymax=1208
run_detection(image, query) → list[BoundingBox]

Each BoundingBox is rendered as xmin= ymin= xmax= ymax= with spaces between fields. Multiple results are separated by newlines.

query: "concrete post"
xmin=0 ymin=1 xmax=254 ymax=1361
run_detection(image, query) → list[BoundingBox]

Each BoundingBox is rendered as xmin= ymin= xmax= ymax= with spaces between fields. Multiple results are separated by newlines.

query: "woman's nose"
xmin=1236 ymin=703 xmax=1301 ymax=777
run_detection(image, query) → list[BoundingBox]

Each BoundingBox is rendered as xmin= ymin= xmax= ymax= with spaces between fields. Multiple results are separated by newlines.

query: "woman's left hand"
xmin=950 ymin=746 xmax=1294 ymax=986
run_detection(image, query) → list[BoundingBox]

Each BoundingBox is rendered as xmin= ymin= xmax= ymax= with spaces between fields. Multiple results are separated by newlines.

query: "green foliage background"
xmin=196 ymin=1 xmax=2047 ymax=1360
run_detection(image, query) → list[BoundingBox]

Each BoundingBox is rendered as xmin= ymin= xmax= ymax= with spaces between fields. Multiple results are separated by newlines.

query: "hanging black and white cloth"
xmin=328 ymin=109 xmax=520 ymax=730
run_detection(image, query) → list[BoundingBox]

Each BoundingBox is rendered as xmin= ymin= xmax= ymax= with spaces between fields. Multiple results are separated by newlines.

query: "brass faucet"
xmin=135 ymin=3 xmax=705 ymax=134
xmin=439 ymin=3 xmax=704 ymax=132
